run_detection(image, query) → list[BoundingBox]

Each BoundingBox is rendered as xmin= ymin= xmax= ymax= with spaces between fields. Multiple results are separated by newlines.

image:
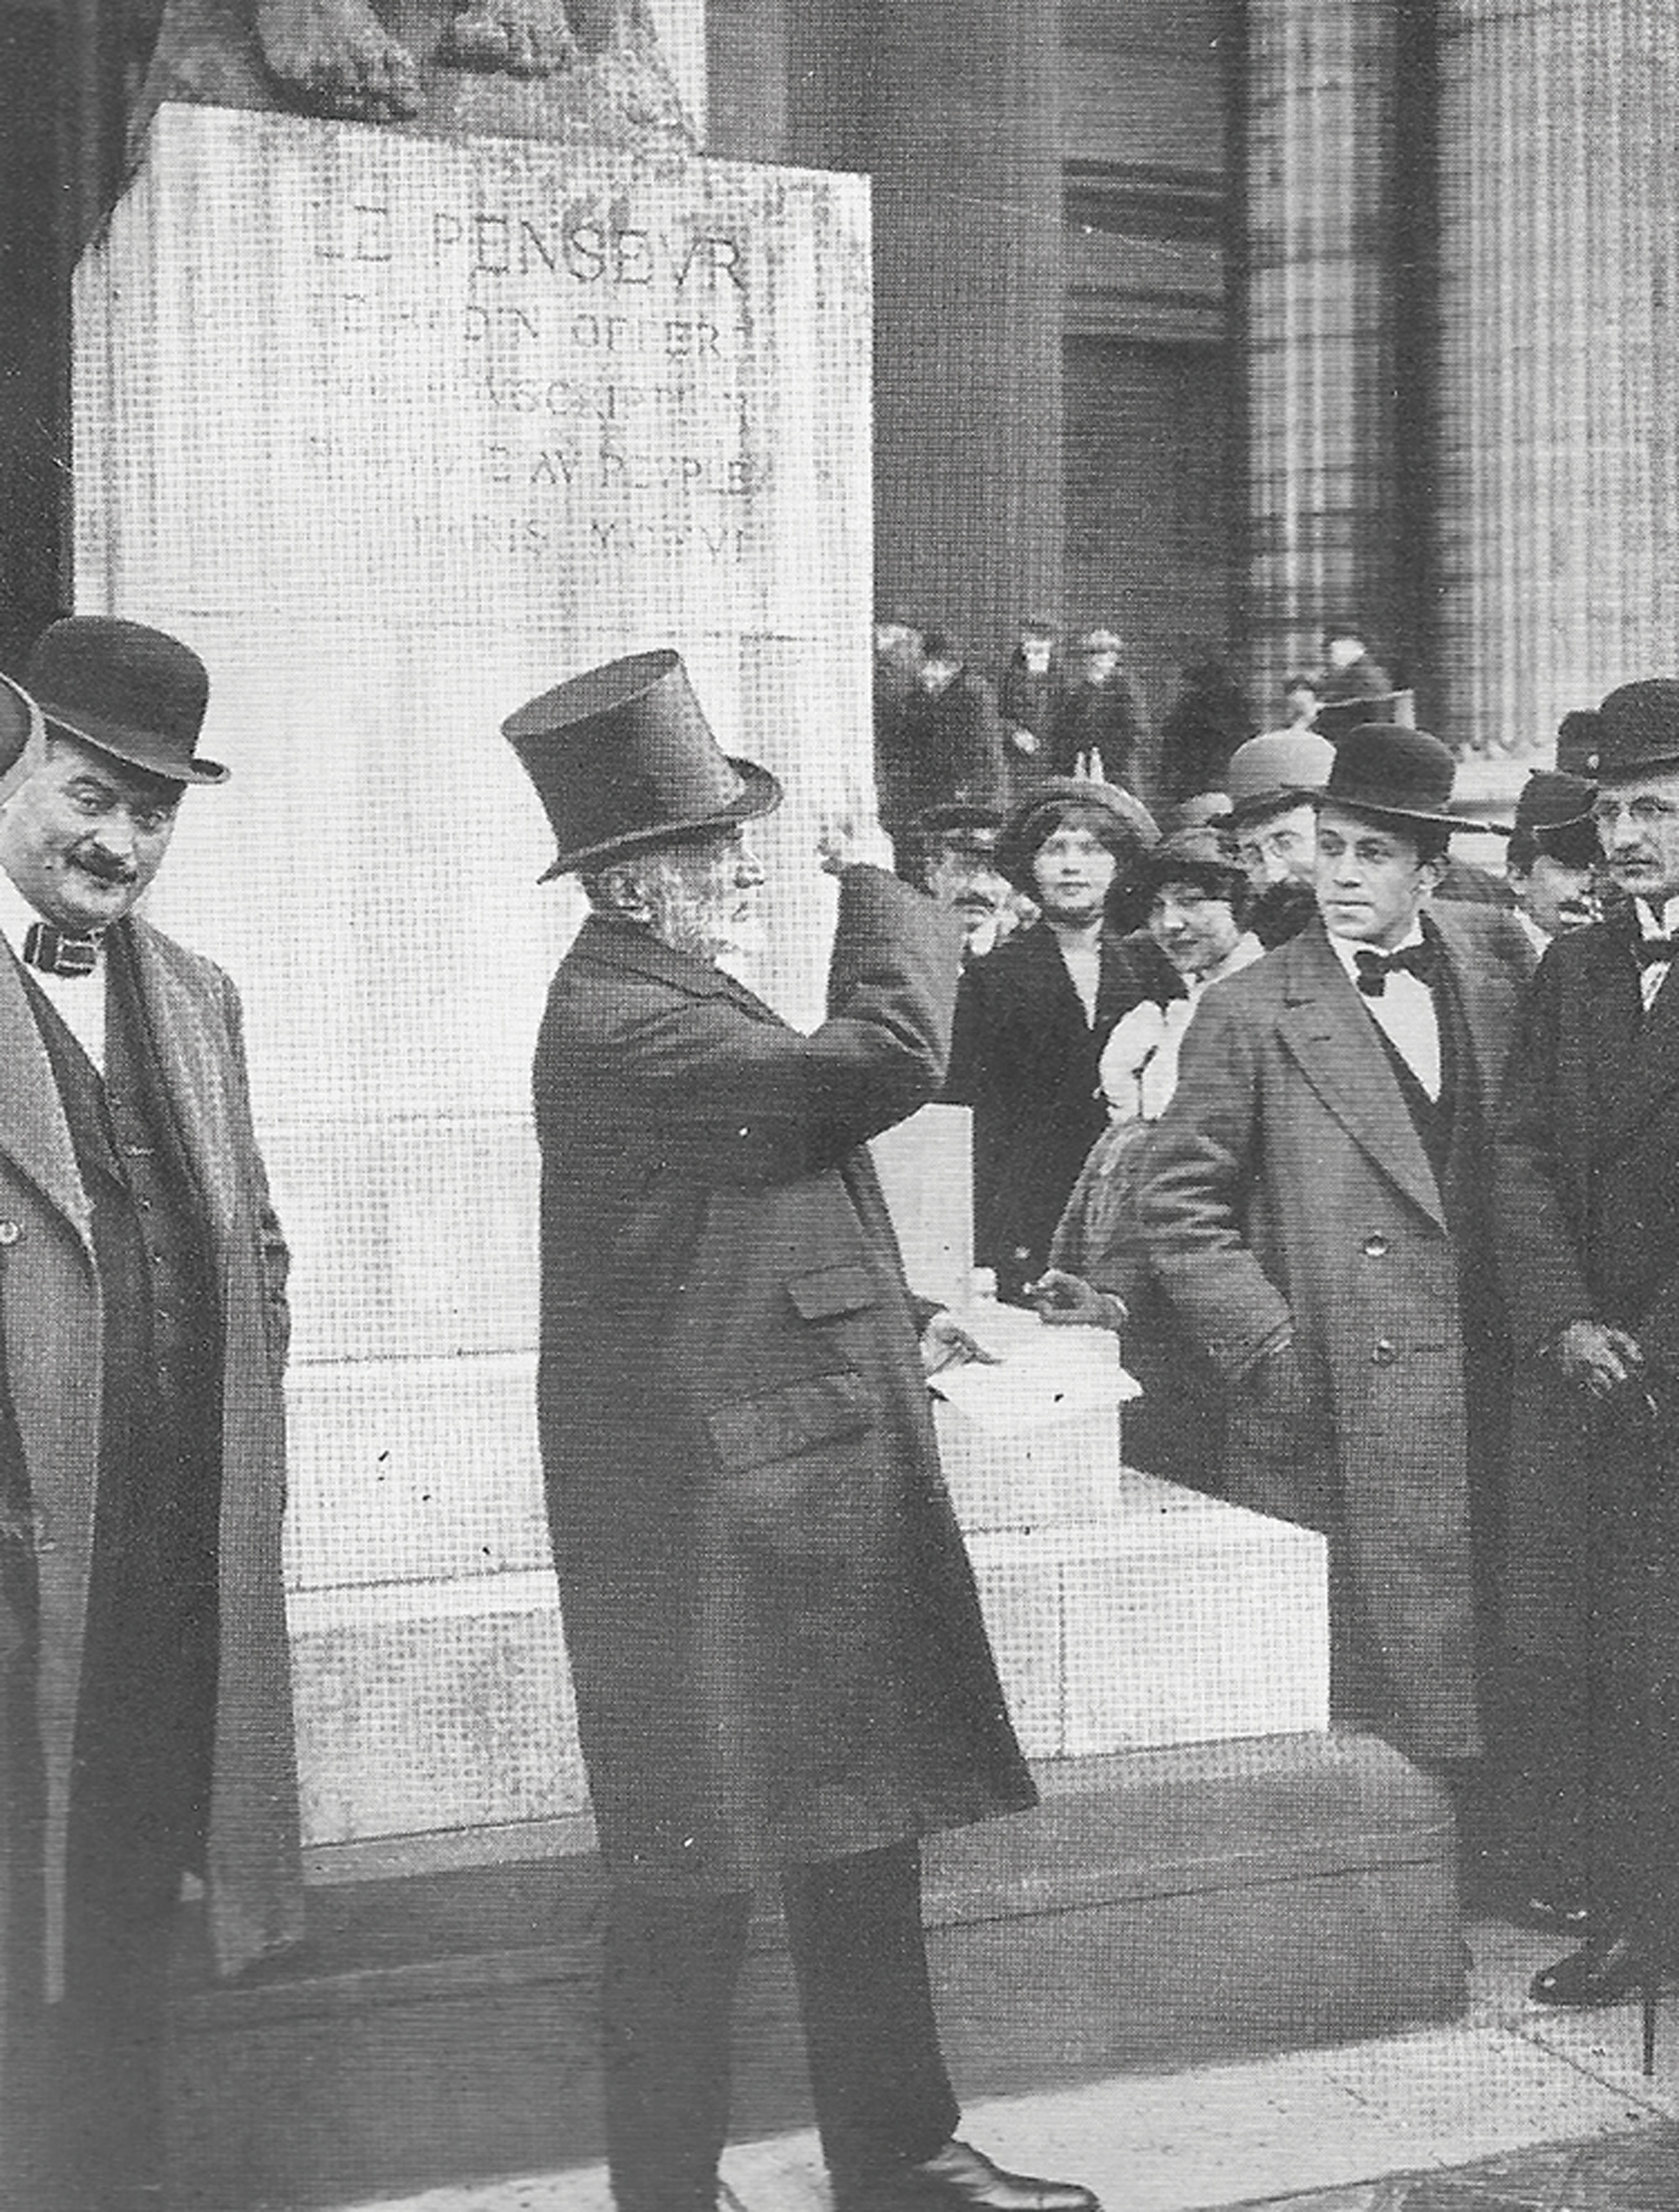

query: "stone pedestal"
xmin=938 ymin=1304 xmax=1330 ymax=1761
xmin=1436 ymin=3 xmax=1679 ymax=754
xmin=73 ymin=102 xmax=873 ymax=1863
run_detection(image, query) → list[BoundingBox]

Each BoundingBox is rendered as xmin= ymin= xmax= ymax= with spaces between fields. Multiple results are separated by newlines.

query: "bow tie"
xmin=1353 ymin=941 xmax=1441 ymax=997
xmin=22 ymin=922 xmax=102 ymax=978
xmin=1636 ymin=936 xmax=1679 ymax=967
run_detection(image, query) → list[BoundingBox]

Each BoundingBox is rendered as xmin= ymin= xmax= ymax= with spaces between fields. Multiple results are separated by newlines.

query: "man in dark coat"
xmin=996 ymin=619 xmax=1063 ymax=804
xmin=1135 ymin=728 xmax=1531 ymax=1791
xmin=0 ymin=620 xmax=301 ymax=2212
xmin=944 ymin=778 xmax=1159 ymax=1305
xmin=1495 ymin=678 xmax=1679 ymax=2009
xmin=891 ymin=634 xmax=1007 ymax=871
xmin=504 ymin=651 xmax=1096 ymax=2212
xmin=1046 ymin=630 xmax=1148 ymax=789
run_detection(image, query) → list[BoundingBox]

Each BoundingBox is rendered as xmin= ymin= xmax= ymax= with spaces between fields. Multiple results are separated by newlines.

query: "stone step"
xmin=166 ymin=1734 xmax=1462 ymax=2211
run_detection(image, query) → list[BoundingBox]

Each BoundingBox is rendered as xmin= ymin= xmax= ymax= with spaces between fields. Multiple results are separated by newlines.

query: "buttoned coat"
xmin=1137 ymin=908 xmax=1531 ymax=1760
xmin=1494 ymin=918 xmax=1679 ymax=1667
xmin=531 ymin=866 xmax=1034 ymax=1892
xmin=0 ymin=917 xmax=301 ymax=1999
xmin=945 ymin=920 xmax=1161 ymax=1301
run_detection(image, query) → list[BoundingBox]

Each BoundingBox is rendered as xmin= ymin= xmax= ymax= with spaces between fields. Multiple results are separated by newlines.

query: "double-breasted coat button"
xmin=1363 ymin=1233 xmax=1390 ymax=1258
xmin=1372 ymin=1339 xmax=1398 ymax=1367
xmin=0 ymin=1221 xmax=19 ymax=1246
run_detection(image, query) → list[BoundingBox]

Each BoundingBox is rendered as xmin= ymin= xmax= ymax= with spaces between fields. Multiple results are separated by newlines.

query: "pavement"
xmin=316 ymin=1916 xmax=1679 ymax=2212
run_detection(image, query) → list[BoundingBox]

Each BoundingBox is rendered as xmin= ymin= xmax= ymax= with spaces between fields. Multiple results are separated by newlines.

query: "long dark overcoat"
xmin=0 ymin=918 xmax=302 ymax=2000
xmin=945 ymin=920 xmax=1158 ymax=1302
xmin=531 ymin=866 xmax=1035 ymax=1893
xmin=1495 ymin=917 xmax=1679 ymax=1690
xmin=1137 ymin=909 xmax=1530 ymax=1762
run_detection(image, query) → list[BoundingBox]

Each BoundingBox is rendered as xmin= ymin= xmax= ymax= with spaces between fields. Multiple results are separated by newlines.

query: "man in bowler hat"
xmin=504 ymin=651 xmax=1097 ymax=2212
xmin=1134 ymin=727 xmax=1531 ymax=1799
xmin=1497 ymin=679 xmax=1679 ymax=2006
xmin=0 ymin=618 xmax=301 ymax=2209
xmin=1504 ymin=768 xmax=1600 ymax=953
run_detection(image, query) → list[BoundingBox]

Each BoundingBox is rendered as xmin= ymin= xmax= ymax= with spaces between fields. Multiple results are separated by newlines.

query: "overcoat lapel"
xmin=124 ymin=922 xmax=241 ymax=1245
xmin=0 ymin=949 xmax=92 ymax=1255
xmin=1274 ymin=920 xmax=1446 ymax=1227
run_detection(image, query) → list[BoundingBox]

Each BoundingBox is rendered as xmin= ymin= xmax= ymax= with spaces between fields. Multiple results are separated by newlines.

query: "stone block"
xmin=289 ymin=1573 xmax=588 ymax=1848
xmin=282 ymin=1352 xmax=547 ymax=1591
xmin=934 ymin=1299 xmax=1131 ymax=1530
xmin=1057 ymin=1473 xmax=1330 ymax=1753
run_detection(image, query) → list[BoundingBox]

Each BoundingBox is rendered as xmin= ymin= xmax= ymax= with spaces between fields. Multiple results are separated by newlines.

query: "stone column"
xmin=866 ymin=0 xmax=1063 ymax=665
xmin=1243 ymin=0 xmax=1407 ymax=709
xmin=1436 ymin=2 xmax=1679 ymax=756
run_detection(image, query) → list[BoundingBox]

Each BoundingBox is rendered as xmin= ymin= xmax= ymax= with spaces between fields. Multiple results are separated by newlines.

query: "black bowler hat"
xmin=0 ymin=672 xmax=41 ymax=789
xmin=1584 ymin=680 xmax=1679 ymax=777
xmin=1318 ymin=723 xmax=1493 ymax=833
xmin=25 ymin=617 xmax=225 ymax=785
xmin=1513 ymin=769 xmax=1598 ymax=866
xmin=504 ymin=649 xmax=782 ymax=880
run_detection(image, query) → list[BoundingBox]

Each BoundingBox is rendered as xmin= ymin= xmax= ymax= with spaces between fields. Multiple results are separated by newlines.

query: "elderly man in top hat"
xmin=1134 ymin=726 xmax=1532 ymax=1812
xmin=0 ymin=618 xmax=301 ymax=2211
xmin=503 ymin=651 xmax=1097 ymax=2212
xmin=1496 ymin=678 xmax=1679 ymax=2011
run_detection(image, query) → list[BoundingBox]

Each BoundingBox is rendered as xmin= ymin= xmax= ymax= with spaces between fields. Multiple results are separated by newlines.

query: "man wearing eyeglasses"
xmin=1497 ymin=678 xmax=1679 ymax=2010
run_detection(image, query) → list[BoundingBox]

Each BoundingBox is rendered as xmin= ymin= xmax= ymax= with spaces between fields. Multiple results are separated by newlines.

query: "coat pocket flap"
xmin=705 ymin=1372 xmax=873 ymax=1469
xmin=786 ymin=1263 xmax=876 ymax=1321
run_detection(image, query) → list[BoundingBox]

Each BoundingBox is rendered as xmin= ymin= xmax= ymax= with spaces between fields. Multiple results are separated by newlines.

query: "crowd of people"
xmin=7 ymin=604 xmax=1679 ymax=2212
xmin=872 ymin=611 xmax=1407 ymax=874
xmin=931 ymin=640 xmax=1679 ymax=2044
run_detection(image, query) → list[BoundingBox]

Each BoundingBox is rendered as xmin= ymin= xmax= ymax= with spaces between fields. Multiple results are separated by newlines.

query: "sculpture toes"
xmin=440 ymin=4 xmax=575 ymax=77
xmin=438 ymin=6 xmax=510 ymax=70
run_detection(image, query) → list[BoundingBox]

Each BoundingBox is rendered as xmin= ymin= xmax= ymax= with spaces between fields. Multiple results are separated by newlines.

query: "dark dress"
xmin=944 ymin=921 xmax=1156 ymax=1304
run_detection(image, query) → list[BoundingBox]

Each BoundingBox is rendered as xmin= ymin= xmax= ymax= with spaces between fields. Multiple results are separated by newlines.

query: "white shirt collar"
xmin=1635 ymin=895 xmax=1679 ymax=940
xmin=0 ymin=865 xmax=99 ymax=967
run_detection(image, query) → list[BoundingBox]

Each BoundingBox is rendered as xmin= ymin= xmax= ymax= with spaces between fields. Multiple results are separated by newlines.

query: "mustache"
xmin=70 ymin=845 xmax=139 ymax=885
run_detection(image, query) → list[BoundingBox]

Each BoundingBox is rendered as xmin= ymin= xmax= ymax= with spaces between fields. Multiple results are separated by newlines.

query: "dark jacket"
xmin=1156 ymin=665 xmax=1255 ymax=804
xmin=531 ymin=867 xmax=1034 ymax=1891
xmin=945 ymin=921 xmax=1156 ymax=1302
xmin=1047 ymin=673 xmax=1148 ymax=787
xmin=1138 ymin=907 xmax=1532 ymax=1760
xmin=1494 ymin=915 xmax=1679 ymax=1668
xmin=886 ymin=667 xmax=1007 ymax=831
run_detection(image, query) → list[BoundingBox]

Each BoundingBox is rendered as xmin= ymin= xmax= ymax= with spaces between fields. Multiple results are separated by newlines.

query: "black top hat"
xmin=504 ymin=649 xmax=782 ymax=880
xmin=25 ymin=617 xmax=225 ymax=785
xmin=1317 ymin=724 xmax=1476 ymax=832
xmin=1586 ymin=680 xmax=1679 ymax=778
xmin=0 ymin=672 xmax=41 ymax=788
xmin=995 ymin=776 xmax=1159 ymax=895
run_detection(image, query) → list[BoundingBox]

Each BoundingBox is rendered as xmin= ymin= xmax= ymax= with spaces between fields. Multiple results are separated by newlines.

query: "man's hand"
xmin=919 ymin=1310 xmax=1005 ymax=1377
xmin=817 ymin=794 xmax=895 ymax=876
xmin=1551 ymin=1319 xmax=1646 ymax=1400
xmin=1028 ymin=1269 xmax=1126 ymax=1332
